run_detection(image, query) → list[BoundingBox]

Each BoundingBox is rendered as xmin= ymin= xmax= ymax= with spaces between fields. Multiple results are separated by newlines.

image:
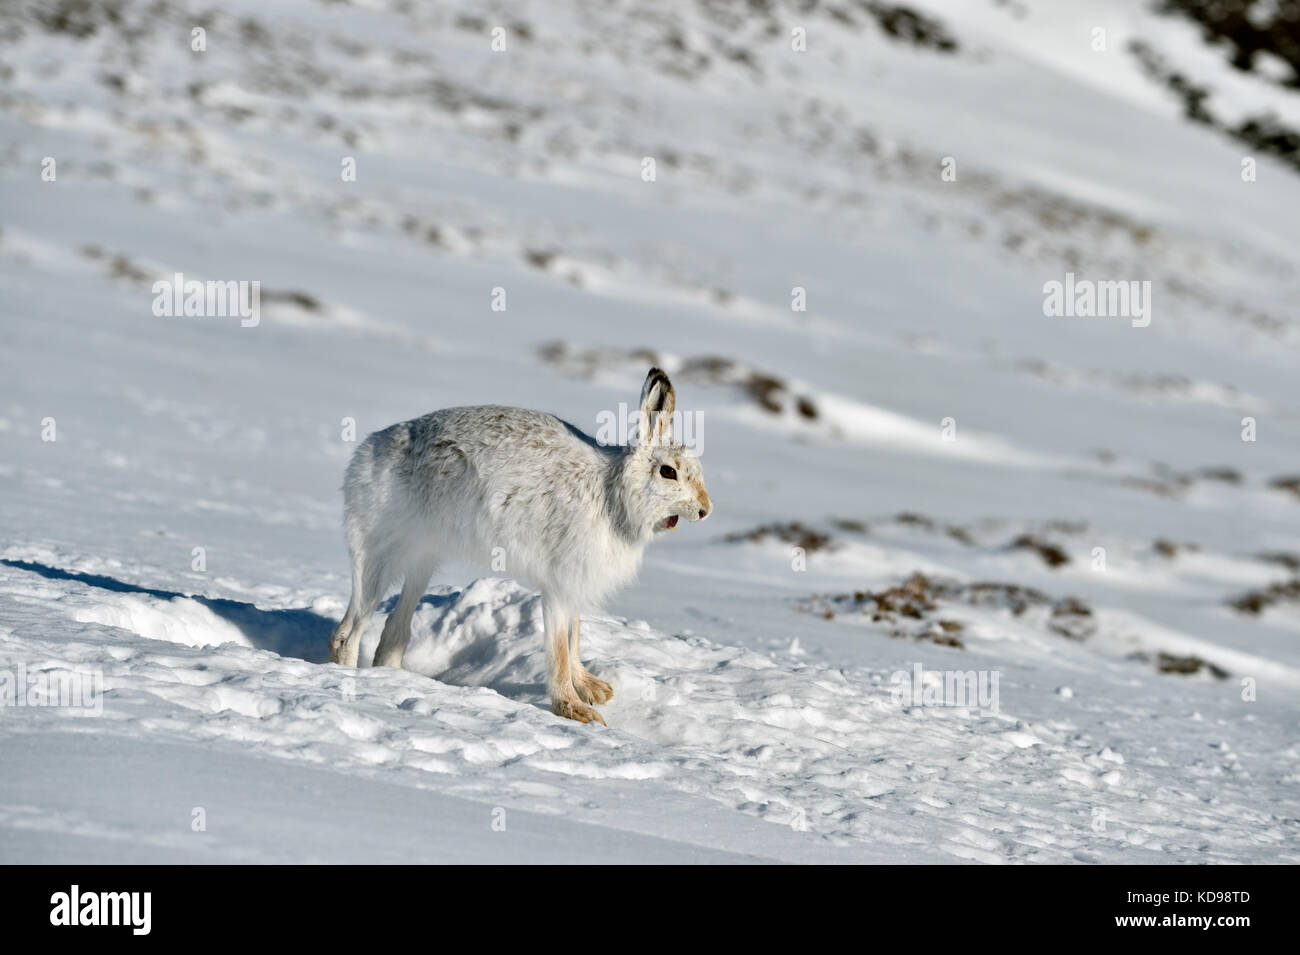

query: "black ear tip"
xmin=640 ymin=367 xmax=675 ymax=415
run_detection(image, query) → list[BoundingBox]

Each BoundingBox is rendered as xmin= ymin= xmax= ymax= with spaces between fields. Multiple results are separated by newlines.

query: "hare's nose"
xmin=698 ymin=508 xmax=709 ymax=520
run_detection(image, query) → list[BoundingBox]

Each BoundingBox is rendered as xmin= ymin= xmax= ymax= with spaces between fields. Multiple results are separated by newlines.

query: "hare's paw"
xmin=552 ymin=697 xmax=607 ymax=726
xmin=329 ymin=630 xmax=360 ymax=667
xmin=573 ymin=669 xmax=614 ymax=705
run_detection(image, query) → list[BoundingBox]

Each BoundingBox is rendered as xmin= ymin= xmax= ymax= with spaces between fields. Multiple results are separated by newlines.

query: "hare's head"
xmin=628 ymin=368 xmax=711 ymax=534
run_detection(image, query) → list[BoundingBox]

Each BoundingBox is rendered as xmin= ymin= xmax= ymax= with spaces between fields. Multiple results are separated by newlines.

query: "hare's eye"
xmin=659 ymin=465 xmax=677 ymax=480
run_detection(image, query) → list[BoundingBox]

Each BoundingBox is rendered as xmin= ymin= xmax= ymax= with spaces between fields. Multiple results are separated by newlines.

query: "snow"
xmin=1 ymin=0 xmax=1298 ymax=863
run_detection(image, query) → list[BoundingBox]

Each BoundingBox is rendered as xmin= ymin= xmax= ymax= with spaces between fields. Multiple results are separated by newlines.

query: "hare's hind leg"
xmin=330 ymin=513 xmax=404 ymax=667
xmin=329 ymin=550 xmax=387 ymax=667
xmin=569 ymin=615 xmax=613 ymax=705
xmin=372 ymin=554 xmax=436 ymax=669
xmin=545 ymin=601 xmax=605 ymax=725
xmin=329 ymin=606 xmax=360 ymax=667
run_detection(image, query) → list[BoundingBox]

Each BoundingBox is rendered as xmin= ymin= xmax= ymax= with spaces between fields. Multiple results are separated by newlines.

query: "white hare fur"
xmin=328 ymin=367 xmax=711 ymax=725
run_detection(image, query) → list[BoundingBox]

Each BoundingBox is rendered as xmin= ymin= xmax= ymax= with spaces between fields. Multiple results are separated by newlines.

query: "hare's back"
xmin=406 ymin=405 xmax=600 ymax=468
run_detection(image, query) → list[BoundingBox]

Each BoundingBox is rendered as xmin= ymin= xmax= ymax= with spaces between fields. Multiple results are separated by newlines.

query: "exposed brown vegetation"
xmin=1156 ymin=652 xmax=1229 ymax=679
xmin=1269 ymin=476 xmax=1300 ymax=500
xmin=538 ymin=344 xmax=823 ymax=422
xmin=1009 ymin=534 xmax=1070 ymax=568
xmin=1229 ymin=579 xmax=1300 ymax=615
xmin=798 ymin=572 xmax=1096 ymax=645
xmin=724 ymin=522 xmax=835 ymax=553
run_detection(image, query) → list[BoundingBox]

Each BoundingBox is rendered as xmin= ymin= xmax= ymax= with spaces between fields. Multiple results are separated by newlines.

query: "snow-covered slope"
xmin=2 ymin=0 xmax=1298 ymax=863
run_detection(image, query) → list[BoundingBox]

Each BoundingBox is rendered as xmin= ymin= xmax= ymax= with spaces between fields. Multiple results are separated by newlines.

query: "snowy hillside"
xmin=2 ymin=0 xmax=1298 ymax=863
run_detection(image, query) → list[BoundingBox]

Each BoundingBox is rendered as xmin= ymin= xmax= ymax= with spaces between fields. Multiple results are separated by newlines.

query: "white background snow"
xmin=1 ymin=0 xmax=1298 ymax=862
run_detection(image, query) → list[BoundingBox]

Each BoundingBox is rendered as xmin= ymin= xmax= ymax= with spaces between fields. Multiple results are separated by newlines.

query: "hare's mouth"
xmin=660 ymin=515 xmax=678 ymax=530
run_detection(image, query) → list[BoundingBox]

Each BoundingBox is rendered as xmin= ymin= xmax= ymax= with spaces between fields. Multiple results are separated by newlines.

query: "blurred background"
xmin=3 ymin=0 xmax=1298 ymax=619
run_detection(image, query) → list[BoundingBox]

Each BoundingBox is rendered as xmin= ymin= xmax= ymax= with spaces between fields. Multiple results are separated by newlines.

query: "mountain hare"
xmin=328 ymin=367 xmax=711 ymax=725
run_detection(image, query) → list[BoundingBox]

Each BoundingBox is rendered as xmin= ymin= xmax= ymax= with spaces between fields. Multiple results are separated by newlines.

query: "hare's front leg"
xmin=569 ymin=615 xmax=613 ymax=705
xmin=545 ymin=602 xmax=605 ymax=725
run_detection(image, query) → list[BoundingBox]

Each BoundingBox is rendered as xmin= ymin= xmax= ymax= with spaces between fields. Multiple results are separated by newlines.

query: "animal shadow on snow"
xmin=3 ymin=559 xmax=333 ymax=663
xmin=2 ymin=560 xmax=545 ymax=706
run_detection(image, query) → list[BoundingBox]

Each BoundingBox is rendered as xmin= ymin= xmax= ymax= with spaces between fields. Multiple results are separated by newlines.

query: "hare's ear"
xmin=638 ymin=367 xmax=676 ymax=446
